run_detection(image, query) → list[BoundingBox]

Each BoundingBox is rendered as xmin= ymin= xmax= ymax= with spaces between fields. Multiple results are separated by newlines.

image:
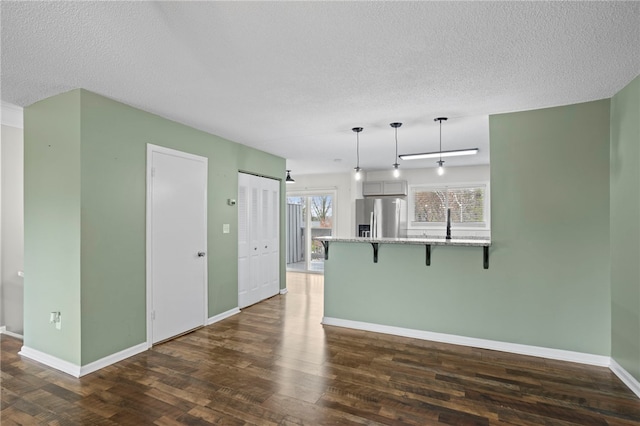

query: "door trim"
xmin=146 ymin=143 xmax=208 ymax=348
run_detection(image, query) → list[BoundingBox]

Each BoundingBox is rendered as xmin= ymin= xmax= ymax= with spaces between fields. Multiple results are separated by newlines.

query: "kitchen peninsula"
xmin=313 ymin=235 xmax=510 ymax=357
xmin=315 ymin=236 xmax=491 ymax=268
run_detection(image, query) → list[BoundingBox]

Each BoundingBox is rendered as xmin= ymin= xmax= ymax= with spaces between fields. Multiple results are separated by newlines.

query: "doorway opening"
xmin=286 ymin=192 xmax=335 ymax=273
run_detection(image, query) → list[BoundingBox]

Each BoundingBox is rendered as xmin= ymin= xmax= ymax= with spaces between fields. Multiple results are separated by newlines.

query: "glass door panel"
xmin=309 ymin=195 xmax=333 ymax=272
xmin=286 ymin=193 xmax=334 ymax=273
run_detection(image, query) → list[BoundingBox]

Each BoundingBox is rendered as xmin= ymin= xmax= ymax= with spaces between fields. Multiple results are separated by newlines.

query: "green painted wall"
xmin=325 ymin=99 xmax=611 ymax=355
xmin=611 ymin=75 xmax=640 ymax=381
xmin=25 ymin=89 xmax=286 ymax=366
xmin=23 ymin=90 xmax=82 ymax=365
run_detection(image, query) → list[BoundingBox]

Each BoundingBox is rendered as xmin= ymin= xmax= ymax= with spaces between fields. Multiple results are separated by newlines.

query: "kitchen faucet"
xmin=446 ymin=208 xmax=451 ymax=240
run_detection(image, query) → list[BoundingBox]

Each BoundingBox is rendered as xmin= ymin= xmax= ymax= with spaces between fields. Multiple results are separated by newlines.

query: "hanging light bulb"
xmin=390 ymin=122 xmax=402 ymax=178
xmin=352 ymin=127 xmax=363 ymax=181
xmin=434 ymin=117 xmax=448 ymax=176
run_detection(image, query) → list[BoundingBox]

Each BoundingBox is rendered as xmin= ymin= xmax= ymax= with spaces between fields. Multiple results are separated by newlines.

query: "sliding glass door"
xmin=286 ymin=192 xmax=335 ymax=273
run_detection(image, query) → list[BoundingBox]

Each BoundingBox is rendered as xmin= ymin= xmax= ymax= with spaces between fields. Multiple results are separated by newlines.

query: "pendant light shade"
xmin=390 ymin=122 xmax=402 ymax=178
xmin=285 ymin=170 xmax=295 ymax=184
xmin=352 ymin=127 xmax=363 ymax=181
xmin=434 ymin=117 xmax=448 ymax=176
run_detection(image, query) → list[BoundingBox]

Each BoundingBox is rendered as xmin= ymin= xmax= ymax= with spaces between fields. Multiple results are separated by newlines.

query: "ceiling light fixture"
xmin=390 ymin=122 xmax=402 ymax=178
xmin=399 ymin=148 xmax=479 ymax=161
xmin=434 ymin=117 xmax=448 ymax=176
xmin=352 ymin=127 xmax=363 ymax=181
xmin=285 ymin=170 xmax=295 ymax=184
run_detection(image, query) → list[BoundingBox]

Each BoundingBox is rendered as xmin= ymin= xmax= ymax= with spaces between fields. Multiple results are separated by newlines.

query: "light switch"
xmin=223 ymin=224 xmax=230 ymax=234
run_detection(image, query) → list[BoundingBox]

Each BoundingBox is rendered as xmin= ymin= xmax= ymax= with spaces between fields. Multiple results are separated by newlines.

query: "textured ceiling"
xmin=2 ymin=1 xmax=639 ymax=175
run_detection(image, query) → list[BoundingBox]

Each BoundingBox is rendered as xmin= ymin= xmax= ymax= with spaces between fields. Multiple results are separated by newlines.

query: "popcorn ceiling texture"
xmin=1 ymin=1 xmax=638 ymax=174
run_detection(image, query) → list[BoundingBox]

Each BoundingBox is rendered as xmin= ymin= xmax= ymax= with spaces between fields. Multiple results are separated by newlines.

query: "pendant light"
xmin=390 ymin=122 xmax=402 ymax=178
xmin=285 ymin=170 xmax=295 ymax=184
xmin=352 ymin=127 xmax=363 ymax=181
xmin=434 ymin=117 xmax=448 ymax=176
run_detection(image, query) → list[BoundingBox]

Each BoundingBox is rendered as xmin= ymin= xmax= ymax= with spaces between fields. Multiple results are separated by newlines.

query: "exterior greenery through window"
xmin=412 ymin=185 xmax=486 ymax=226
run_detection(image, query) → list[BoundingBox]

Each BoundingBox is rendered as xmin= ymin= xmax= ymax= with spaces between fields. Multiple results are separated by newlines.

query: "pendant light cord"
xmin=357 ymin=131 xmax=360 ymax=169
xmin=394 ymin=127 xmax=398 ymax=163
xmin=439 ymin=119 xmax=442 ymax=163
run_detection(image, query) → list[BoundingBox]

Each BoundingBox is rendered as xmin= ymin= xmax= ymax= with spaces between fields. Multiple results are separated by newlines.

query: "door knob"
xmin=197 ymin=252 xmax=206 ymax=257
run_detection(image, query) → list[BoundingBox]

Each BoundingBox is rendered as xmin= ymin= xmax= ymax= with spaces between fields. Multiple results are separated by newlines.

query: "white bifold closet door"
xmin=238 ymin=173 xmax=280 ymax=308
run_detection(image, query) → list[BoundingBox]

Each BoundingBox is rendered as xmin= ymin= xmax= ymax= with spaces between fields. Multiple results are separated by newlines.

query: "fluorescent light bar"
xmin=399 ymin=148 xmax=479 ymax=161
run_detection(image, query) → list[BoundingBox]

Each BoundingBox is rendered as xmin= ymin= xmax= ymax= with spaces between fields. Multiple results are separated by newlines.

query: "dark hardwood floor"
xmin=2 ymin=272 xmax=640 ymax=425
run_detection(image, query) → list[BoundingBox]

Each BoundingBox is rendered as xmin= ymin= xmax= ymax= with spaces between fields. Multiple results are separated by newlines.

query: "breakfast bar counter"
xmin=314 ymin=236 xmax=492 ymax=268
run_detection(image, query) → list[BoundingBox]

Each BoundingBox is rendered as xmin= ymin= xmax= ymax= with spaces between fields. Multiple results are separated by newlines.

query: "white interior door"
xmin=238 ymin=173 xmax=279 ymax=308
xmin=147 ymin=144 xmax=208 ymax=344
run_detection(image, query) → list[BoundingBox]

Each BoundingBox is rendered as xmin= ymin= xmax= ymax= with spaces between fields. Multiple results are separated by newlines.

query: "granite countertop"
xmin=313 ymin=236 xmax=491 ymax=247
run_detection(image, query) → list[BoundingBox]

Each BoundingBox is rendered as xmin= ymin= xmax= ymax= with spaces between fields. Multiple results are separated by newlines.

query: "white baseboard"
xmin=207 ymin=307 xmax=240 ymax=325
xmin=279 ymin=288 xmax=289 ymax=295
xmin=20 ymin=342 xmax=148 ymax=378
xmin=1 ymin=328 xmax=24 ymax=339
xmin=322 ymin=317 xmax=611 ymax=367
xmin=610 ymin=358 xmax=640 ymax=399
xmin=19 ymin=346 xmax=81 ymax=377
xmin=79 ymin=342 xmax=148 ymax=377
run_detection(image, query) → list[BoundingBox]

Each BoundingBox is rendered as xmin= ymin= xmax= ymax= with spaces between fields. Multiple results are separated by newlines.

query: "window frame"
xmin=407 ymin=181 xmax=490 ymax=230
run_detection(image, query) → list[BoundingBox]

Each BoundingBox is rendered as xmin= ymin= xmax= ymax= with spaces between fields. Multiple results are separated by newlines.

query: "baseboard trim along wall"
xmin=0 ymin=327 xmax=24 ymax=340
xmin=20 ymin=342 xmax=149 ymax=378
xmin=322 ymin=317 xmax=611 ymax=367
xmin=322 ymin=317 xmax=640 ymax=398
xmin=19 ymin=346 xmax=82 ymax=377
xmin=279 ymin=288 xmax=289 ymax=295
xmin=18 ymin=310 xmax=242 ymax=378
xmin=79 ymin=342 xmax=148 ymax=377
xmin=207 ymin=307 xmax=240 ymax=325
xmin=610 ymin=358 xmax=640 ymax=399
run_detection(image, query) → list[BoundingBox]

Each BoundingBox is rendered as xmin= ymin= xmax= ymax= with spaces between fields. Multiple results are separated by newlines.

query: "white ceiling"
xmin=2 ymin=1 xmax=639 ymax=176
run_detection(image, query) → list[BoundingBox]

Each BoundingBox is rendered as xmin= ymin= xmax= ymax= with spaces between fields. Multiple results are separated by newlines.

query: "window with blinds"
xmin=410 ymin=184 xmax=487 ymax=227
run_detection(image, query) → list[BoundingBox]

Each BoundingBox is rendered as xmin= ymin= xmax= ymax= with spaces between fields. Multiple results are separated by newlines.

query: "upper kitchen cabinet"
xmin=362 ymin=180 xmax=408 ymax=197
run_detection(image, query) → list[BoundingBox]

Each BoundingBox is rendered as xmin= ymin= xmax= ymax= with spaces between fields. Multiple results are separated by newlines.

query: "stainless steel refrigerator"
xmin=355 ymin=198 xmax=407 ymax=238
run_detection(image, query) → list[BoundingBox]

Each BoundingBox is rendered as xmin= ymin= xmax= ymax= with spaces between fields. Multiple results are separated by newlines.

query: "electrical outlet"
xmin=50 ymin=311 xmax=62 ymax=329
xmin=223 ymin=224 xmax=230 ymax=234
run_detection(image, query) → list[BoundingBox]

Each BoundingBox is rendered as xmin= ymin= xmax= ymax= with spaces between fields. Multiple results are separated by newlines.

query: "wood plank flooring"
xmin=2 ymin=272 xmax=640 ymax=425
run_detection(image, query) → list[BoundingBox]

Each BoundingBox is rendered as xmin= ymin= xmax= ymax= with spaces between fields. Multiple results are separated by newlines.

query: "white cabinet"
xmin=362 ymin=180 xmax=408 ymax=197
xmin=238 ymin=173 xmax=280 ymax=308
